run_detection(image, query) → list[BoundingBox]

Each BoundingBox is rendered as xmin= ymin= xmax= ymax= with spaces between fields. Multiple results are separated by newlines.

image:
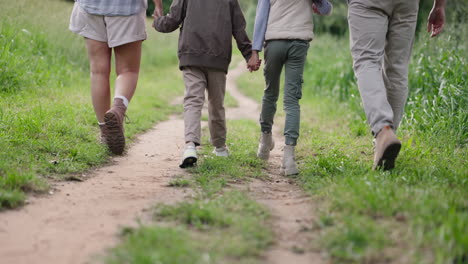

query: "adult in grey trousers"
xmin=347 ymin=0 xmax=446 ymax=170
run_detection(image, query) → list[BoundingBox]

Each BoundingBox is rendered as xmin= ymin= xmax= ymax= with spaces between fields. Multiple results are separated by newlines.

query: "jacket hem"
xmin=179 ymin=54 xmax=230 ymax=73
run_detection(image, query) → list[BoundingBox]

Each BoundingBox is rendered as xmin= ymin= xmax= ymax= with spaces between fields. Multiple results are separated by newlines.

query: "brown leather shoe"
xmin=373 ymin=126 xmax=401 ymax=170
xmin=104 ymin=98 xmax=126 ymax=155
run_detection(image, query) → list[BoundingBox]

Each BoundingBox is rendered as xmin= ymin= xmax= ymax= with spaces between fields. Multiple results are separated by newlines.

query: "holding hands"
xmin=247 ymin=51 xmax=262 ymax=72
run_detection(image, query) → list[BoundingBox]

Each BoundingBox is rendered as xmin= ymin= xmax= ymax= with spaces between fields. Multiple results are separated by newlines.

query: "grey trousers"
xmin=348 ymin=0 xmax=419 ymax=135
xmin=182 ymin=66 xmax=227 ymax=148
xmin=260 ymin=40 xmax=309 ymax=146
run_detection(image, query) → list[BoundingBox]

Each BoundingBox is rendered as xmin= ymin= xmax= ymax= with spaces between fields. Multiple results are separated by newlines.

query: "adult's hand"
xmin=247 ymin=51 xmax=262 ymax=72
xmin=427 ymin=1 xmax=446 ymax=37
xmin=312 ymin=3 xmax=320 ymax=15
xmin=152 ymin=0 xmax=163 ymax=19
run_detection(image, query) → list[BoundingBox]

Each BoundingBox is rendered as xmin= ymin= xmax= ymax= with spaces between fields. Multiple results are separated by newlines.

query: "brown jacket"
xmin=154 ymin=0 xmax=252 ymax=72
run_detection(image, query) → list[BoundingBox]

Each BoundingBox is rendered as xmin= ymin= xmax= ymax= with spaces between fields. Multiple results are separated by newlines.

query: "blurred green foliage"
xmin=146 ymin=0 xmax=173 ymax=17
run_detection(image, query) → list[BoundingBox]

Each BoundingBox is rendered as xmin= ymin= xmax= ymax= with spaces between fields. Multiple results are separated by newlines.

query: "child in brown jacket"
xmin=153 ymin=0 xmax=256 ymax=168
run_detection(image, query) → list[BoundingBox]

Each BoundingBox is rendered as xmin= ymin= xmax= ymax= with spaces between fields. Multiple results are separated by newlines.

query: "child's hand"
xmin=247 ymin=51 xmax=262 ymax=72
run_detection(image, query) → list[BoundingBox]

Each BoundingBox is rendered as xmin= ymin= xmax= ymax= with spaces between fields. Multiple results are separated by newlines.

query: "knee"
xmin=385 ymin=70 xmax=409 ymax=91
xmin=283 ymin=95 xmax=300 ymax=110
xmin=184 ymin=94 xmax=204 ymax=109
xmin=284 ymin=80 xmax=303 ymax=101
xmin=263 ymin=85 xmax=280 ymax=101
xmin=263 ymin=92 xmax=279 ymax=102
xmin=353 ymin=55 xmax=383 ymax=77
xmin=116 ymin=67 xmax=139 ymax=76
xmin=208 ymin=100 xmax=225 ymax=112
xmin=90 ymin=62 xmax=111 ymax=76
xmin=283 ymin=102 xmax=300 ymax=112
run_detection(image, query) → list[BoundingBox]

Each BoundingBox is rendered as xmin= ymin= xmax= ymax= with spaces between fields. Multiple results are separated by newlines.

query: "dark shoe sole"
xmin=376 ymin=143 xmax=401 ymax=170
xmin=179 ymin=157 xmax=197 ymax=169
xmin=104 ymin=111 xmax=125 ymax=155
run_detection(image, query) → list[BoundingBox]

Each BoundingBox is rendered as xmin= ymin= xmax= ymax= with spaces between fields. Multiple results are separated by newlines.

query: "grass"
xmin=2 ymin=1 xmax=466 ymax=263
xmin=106 ymin=191 xmax=272 ymax=264
xmin=406 ymin=25 xmax=467 ymax=144
xmin=297 ymin=98 xmax=467 ymax=263
xmin=225 ymin=91 xmax=240 ymax=108
xmin=104 ymin=119 xmax=274 ymax=264
xmin=0 ymin=0 xmax=183 ymax=209
xmin=105 ymin=226 xmax=205 ymax=264
xmin=236 ymin=28 xmax=467 ymax=263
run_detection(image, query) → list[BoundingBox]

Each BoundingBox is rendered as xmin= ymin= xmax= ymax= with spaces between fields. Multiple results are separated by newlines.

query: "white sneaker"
xmin=213 ymin=146 xmax=230 ymax=157
xmin=180 ymin=143 xmax=197 ymax=168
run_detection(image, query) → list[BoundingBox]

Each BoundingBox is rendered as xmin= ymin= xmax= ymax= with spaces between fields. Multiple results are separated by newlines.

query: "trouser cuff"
xmin=372 ymin=122 xmax=394 ymax=137
xmin=285 ymin=137 xmax=297 ymax=146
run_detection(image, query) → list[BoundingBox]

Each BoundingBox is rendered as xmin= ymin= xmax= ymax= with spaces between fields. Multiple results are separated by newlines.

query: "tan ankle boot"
xmin=373 ymin=126 xmax=401 ymax=170
xmin=281 ymin=145 xmax=299 ymax=176
xmin=257 ymin=132 xmax=275 ymax=160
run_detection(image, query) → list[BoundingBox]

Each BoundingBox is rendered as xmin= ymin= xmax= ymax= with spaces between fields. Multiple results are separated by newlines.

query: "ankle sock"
xmin=114 ymin=95 xmax=129 ymax=108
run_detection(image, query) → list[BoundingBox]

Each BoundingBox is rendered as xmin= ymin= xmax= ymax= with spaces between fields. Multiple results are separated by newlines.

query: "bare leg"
xmin=114 ymin=41 xmax=142 ymax=102
xmin=85 ymin=38 xmax=112 ymax=123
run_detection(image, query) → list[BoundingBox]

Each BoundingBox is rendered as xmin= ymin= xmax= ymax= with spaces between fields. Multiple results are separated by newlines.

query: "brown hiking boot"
xmin=373 ymin=126 xmax=401 ymax=170
xmin=99 ymin=124 xmax=108 ymax=145
xmin=104 ymin=98 xmax=126 ymax=155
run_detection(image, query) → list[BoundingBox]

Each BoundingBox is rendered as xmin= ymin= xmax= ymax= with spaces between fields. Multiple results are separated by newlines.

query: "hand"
xmin=247 ymin=51 xmax=262 ymax=72
xmin=153 ymin=6 xmax=163 ymax=19
xmin=152 ymin=0 xmax=163 ymax=20
xmin=427 ymin=6 xmax=445 ymax=37
xmin=247 ymin=57 xmax=261 ymax=72
xmin=312 ymin=3 xmax=320 ymax=15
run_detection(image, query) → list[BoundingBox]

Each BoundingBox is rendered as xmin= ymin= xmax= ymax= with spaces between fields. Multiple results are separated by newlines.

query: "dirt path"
xmin=0 ymin=119 xmax=190 ymax=264
xmin=0 ymin=62 xmax=322 ymax=264
xmin=227 ymin=62 xmax=323 ymax=264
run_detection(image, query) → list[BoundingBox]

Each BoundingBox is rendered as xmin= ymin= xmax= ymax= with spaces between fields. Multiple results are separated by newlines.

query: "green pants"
xmin=260 ymin=39 xmax=309 ymax=146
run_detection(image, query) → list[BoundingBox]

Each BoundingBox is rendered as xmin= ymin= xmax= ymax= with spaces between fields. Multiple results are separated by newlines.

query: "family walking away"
xmin=69 ymin=0 xmax=446 ymax=173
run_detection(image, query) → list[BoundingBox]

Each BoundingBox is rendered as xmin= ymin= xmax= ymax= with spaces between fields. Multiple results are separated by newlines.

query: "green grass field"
xmin=105 ymin=120 xmax=273 ymax=264
xmin=0 ymin=0 xmax=183 ymax=208
xmin=236 ymin=26 xmax=467 ymax=263
xmin=1 ymin=0 xmax=466 ymax=263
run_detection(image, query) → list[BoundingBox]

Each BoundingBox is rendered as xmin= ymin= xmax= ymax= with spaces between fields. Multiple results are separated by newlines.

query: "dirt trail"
xmin=0 ymin=119 xmax=190 ymax=264
xmin=0 ymin=62 xmax=322 ymax=264
xmin=227 ymin=62 xmax=323 ymax=264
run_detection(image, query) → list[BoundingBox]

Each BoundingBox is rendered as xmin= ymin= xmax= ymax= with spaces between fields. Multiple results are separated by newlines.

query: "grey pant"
xmin=260 ymin=40 xmax=309 ymax=146
xmin=348 ymin=0 xmax=419 ymax=135
xmin=182 ymin=66 xmax=227 ymax=148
